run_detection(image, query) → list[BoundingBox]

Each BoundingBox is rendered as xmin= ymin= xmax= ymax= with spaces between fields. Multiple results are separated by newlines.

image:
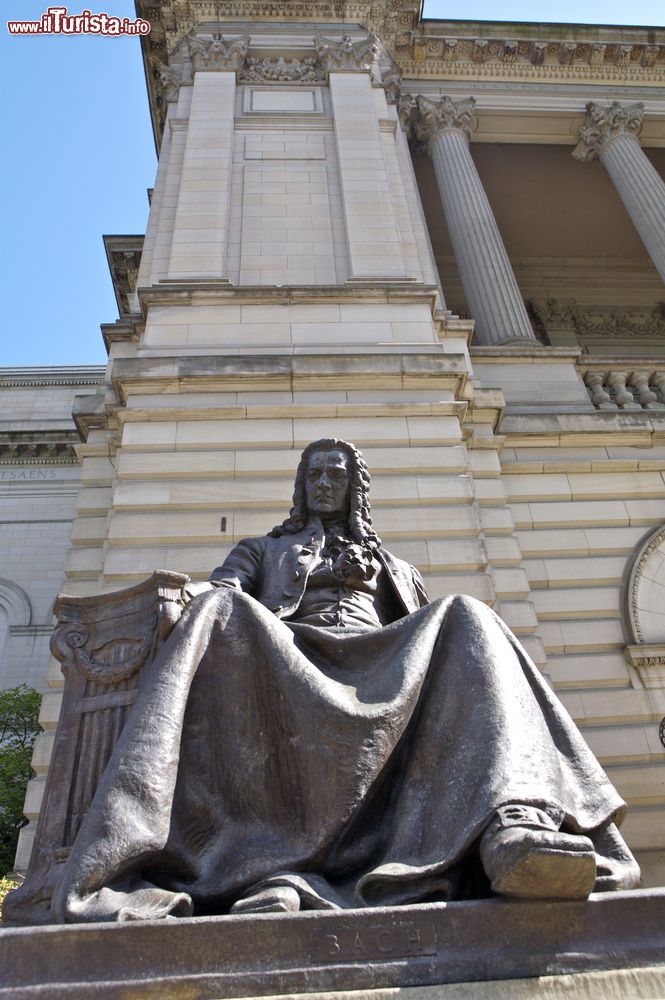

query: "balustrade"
xmin=583 ymin=369 xmax=665 ymax=409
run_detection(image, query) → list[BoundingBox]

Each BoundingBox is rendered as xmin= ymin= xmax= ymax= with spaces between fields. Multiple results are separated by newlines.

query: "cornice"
xmin=103 ymin=236 xmax=144 ymax=319
xmin=0 ymin=431 xmax=80 ymax=466
xmin=135 ymin=281 xmax=440 ymax=321
xmin=108 ymin=351 xmax=468 ymax=407
xmin=0 ymin=367 xmax=106 ymax=388
xmin=400 ymin=58 xmax=665 ymax=87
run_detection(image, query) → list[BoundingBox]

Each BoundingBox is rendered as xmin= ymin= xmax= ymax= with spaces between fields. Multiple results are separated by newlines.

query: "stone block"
xmin=492 ymin=567 xmax=530 ymax=599
xmin=558 ymin=618 xmax=625 ymax=653
xmin=584 ymin=725 xmax=654 ymax=765
xmin=567 ymin=473 xmax=665 ymax=500
xmin=515 ymin=529 xmax=589 ymax=558
xmin=3 ymin=892 xmax=664 ymax=998
xmin=546 ymin=651 xmax=630 ymax=689
xmin=424 ymin=572 xmax=494 ymax=602
xmin=425 ymin=537 xmax=486 ymax=571
xmin=495 ymin=600 xmax=538 ymax=633
xmin=524 ymin=500 xmax=630 ymax=529
xmin=531 ymin=587 xmax=621 ymax=620
xmin=606 ymin=763 xmax=665 ymax=807
xmin=506 ymin=475 xmax=572 ymax=500
xmin=484 ymin=536 xmax=522 ymax=565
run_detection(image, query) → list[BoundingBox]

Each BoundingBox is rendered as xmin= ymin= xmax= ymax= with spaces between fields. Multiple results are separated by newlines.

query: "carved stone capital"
xmin=573 ymin=101 xmax=645 ymax=162
xmin=187 ymin=31 xmax=250 ymax=73
xmin=411 ymin=95 xmax=477 ymax=152
xmin=313 ymin=33 xmax=379 ymax=75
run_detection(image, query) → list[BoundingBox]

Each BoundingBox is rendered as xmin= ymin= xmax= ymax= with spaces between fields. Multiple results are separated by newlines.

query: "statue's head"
xmin=269 ymin=438 xmax=381 ymax=548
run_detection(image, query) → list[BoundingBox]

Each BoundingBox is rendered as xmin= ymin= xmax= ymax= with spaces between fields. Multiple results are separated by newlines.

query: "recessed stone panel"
xmin=247 ymin=88 xmax=319 ymax=113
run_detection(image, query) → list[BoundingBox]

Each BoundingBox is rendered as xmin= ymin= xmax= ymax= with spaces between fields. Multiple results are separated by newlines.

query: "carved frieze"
xmin=573 ymin=101 xmax=645 ymax=162
xmin=245 ymin=55 xmax=321 ymax=82
xmin=539 ymin=299 xmax=665 ymax=340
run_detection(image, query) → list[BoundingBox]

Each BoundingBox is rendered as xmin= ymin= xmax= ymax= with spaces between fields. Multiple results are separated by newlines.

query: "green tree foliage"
xmin=0 ymin=875 xmax=19 ymax=921
xmin=0 ymin=686 xmax=41 ymax=876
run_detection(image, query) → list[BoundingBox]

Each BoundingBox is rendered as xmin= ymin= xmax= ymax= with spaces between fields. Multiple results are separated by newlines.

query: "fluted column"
xmin=413 ymin=96 xmax=536 ymax=346
xmin=574 ymin=102 xmax=665 ymax=284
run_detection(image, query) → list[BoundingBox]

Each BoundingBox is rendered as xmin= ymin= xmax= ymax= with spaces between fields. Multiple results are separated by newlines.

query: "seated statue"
xmin=53 ymin=438 xmax=640 ymax=922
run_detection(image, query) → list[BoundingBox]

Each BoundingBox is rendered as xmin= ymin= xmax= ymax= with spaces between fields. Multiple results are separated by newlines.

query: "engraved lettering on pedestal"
xmin=310 ymin=922 xmax=437 ymax=963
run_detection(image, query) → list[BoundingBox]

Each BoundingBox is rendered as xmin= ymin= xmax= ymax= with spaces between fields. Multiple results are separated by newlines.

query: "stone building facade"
xmin=7 ymin=1 xmax=665 ymax=890
xmin=0 ymin=368 xmax=104 ymax=693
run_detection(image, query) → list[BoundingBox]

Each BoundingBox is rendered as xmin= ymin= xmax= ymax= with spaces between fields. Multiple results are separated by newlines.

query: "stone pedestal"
xmin=1 ymin=890 xmax=664 ymax=999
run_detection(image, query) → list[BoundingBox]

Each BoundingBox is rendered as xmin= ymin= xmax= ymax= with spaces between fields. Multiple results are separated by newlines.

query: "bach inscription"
xmin=311 ymin=923 xmax=437 ymax=962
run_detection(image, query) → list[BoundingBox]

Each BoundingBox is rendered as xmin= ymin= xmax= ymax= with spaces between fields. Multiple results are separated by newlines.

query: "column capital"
xmin=313 ymin=32 xmax=379 ymax=75
xmin=411 ymin=96 xmax=477 ymax=152
xmin=573 ymin=101 xmax=644 ymax=162
xmin=187 ymin=31 xmax=250 ymax=73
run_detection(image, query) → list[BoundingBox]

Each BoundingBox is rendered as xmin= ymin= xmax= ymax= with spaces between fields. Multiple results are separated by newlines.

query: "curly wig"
xmin=269 ymin=438 xmax=381 ymax=549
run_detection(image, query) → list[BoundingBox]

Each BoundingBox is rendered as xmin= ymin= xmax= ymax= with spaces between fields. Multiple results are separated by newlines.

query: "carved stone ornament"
xmin=573 ymin=100 xmax=645 ymax=162
xmin=159 ymin=63 xmax=183 ymax=103
xmin=543 ymin=299 xmax=665 ymax=340
xmin=313 ymin=32 xmax=380 ymax=75
xmin=410 ymin=95 xmax=477 ymax=151
xmin=244 ymin=55 xmax=321 ymax=82
xmin=3 ymin=571 xmax=189 ymax=926
xmin=161 ymin=29 xmax=390 ymax=95
xmin=625 ymin=523 xmax=665 ymax=646
xmin=397 ymin=93 xmax=414 ymax=133
xmin=0 ymin=431 xmax=79 ymax=466
xmin=187 ymin=31 xmax=250 ymax=72
xmin=381 ymin=68 xmax=402 ymax=105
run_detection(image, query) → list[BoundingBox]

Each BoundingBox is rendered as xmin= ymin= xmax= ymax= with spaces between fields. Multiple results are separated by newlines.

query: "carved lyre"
xmin=4 ymin=571 xmax=189 ymax=925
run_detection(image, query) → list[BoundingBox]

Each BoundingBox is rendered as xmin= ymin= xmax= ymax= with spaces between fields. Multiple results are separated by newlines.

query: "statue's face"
xmin=305 ymin=450 xmax=350 ymax=517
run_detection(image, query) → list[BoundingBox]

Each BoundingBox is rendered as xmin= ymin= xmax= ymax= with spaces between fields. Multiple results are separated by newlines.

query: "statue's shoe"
xmin=480 ymin=804 xmax=596 ymax=899
xmin=592 ymin=820 xmax=642 ymax=892
xmin=230 ymin=885 xmax=301 ymax=914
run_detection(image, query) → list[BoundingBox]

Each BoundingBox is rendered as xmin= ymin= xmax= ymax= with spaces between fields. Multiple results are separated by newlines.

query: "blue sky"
xmin=3 ymin=0 xmax=664 ymax=367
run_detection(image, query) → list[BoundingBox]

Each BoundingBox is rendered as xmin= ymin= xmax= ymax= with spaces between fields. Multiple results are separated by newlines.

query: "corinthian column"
xmin=413 ymin=96 xmax=536 ymax=346
xmin=573 ymin=102 xmax=665 ymax=284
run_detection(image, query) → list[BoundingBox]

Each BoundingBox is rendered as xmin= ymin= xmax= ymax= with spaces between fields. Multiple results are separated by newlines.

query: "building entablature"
xmin=136 ymin=1 xmax=665 ymax=146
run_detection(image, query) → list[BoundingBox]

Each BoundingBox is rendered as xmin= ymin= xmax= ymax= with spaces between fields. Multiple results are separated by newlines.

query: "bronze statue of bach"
xmin=52 ymin=439 xmax=640 ymax=922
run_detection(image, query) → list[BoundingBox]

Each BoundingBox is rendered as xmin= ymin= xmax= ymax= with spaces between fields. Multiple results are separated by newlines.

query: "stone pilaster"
xmin=412 ymin=96 xmax=537 ymax=346
xmin=167 ymin=70 xmax=236 ymax=281
xmin=330 ymin=72 xmax=407 ymax=281
xmin=573 ymin=101 xmax=665 ymax=284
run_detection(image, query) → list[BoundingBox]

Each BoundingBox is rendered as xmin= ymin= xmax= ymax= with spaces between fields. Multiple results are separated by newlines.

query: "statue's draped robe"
xmin=54 ymin=524 xmax=625 ymax=922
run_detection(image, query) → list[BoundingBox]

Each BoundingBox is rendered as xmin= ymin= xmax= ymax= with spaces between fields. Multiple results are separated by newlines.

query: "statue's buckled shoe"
xmin=480 ymin=804 xmax=597 ymax=899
